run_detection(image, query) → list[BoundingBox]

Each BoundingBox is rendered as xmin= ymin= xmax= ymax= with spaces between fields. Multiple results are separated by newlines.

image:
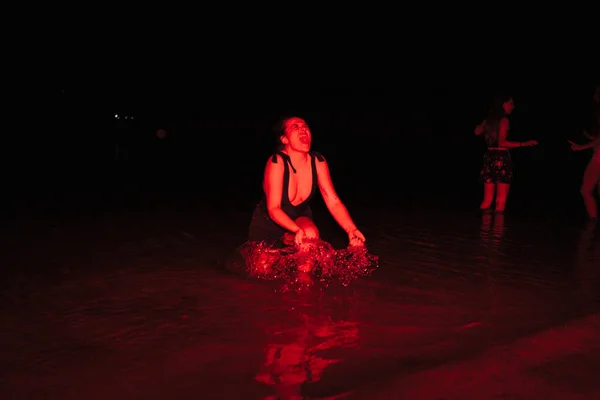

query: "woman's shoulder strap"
xmin=271 ymin=151 xmax=287 ymax=163
xmin=271 ymin=152 xmax=296 ymax=173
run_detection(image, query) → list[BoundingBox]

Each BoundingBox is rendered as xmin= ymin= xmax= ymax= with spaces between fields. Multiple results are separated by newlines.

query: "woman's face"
xmin=281 ymin=117 xmax=312 ymax=152
xmin=503 ymin=98 xmax=515 ymax=115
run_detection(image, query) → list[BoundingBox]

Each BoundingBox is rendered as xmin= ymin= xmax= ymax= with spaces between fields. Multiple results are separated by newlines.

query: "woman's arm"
xmin=496 ymin=118 xmax=537 ymax=148
xmin=263 ymin=155 xmax=301 ymax=233
xmin=315 ymin=156 xmax=358 ymax=234
xmin=572 ymin=134 xmax=600 ymax=150
xmin=497 ymin=118 xmax=523 ymax=148
xmin=474 ymin=122 xmax=485 ymax=136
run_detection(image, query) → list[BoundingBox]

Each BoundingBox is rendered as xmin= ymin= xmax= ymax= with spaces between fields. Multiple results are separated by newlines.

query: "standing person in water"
xmin=247 ymin=116 xmax=366 ymax=271
xmin=568 ymin=85 xmax=600 ymax=219
xmin=474 ymin=95 xmax=538 ymax=212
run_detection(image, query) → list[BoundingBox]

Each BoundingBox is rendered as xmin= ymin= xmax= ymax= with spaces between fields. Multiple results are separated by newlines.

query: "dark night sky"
xmin=5 ymin=71 xmax=598 ymax=216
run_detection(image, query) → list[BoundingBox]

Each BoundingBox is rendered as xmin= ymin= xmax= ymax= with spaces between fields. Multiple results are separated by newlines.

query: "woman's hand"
xmin=474 ymin=123 xmax=484 ymax=135
xmin=294 ymin=229 xmax=306 ymax=246
xmin=348 ymin=228 xmax=365 ymax=247
xmin=523 ymin=140 xmax=538 ymax=147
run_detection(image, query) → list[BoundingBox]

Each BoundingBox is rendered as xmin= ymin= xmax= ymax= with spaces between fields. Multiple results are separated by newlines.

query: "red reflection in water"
xmin=575 ymin=220 xmax=599 ymax=300
xmin=479 ymin=212 xmax=506 ymax=247
xmin=230 ymin=235 xmax=376 ymax=397
xmin=255 ymin=314 xmax=359 ymax=398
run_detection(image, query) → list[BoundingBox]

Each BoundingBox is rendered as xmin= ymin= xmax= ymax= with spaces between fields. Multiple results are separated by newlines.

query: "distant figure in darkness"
xmin=246 ymin=116 xmax=366 ymax=271
xmin=568 ymin=85 xmax=600 ymax=219
xmin=474 ymin=95 xmax=538 ymax=212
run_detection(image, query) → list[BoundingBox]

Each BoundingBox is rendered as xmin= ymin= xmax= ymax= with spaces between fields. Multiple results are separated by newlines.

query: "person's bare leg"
xmin=581 ymin=160 xmax=600 ymax=219
xmin=480 ymin=183 xmax=495 ymax=210
xmin=295 ymin=216 xmax=319 ymax=273
xmin=495 ymin=183 xmax=511 ymax=212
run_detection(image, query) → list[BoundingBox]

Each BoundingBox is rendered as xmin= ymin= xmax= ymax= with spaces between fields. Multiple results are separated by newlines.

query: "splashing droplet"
xmin=239 ymin=236 xmax=378 ymax=290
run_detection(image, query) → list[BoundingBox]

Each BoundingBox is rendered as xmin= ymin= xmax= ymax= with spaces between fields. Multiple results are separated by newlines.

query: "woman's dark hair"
xmin=486 ymin=94 xmax=512 ymax=123
xmin=272 ymin=114 xmax=297 ymax=151
xmin=481 ymin=94 xmax=512 ymax=145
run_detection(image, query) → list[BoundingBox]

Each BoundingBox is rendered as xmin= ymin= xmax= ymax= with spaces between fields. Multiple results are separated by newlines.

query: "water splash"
xmin=239 ymin=235 xmax=378 ymax=289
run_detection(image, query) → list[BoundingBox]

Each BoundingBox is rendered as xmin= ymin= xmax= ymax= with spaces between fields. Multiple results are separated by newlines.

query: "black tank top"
xmin=261 ymin=151 xmax=324 ymax=215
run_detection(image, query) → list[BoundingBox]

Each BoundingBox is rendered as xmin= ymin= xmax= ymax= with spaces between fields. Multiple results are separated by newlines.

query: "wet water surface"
xmin=1 ymin=206 xmax=599 ymax=399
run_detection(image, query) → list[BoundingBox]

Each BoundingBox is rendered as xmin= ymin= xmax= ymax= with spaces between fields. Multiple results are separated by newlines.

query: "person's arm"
xmin=474 ymin=121 xmax=485 ymax=136
xmin=315 ymin=156 xmax=358 ymax=234
xmin=497 ymin=118 xmax=522 ymax=148
xmin=576 ymin=135 xmax=600 ymax=150
xmin=263 ymin=155 xmax=301 ymax=233
xmin=496 ymin=118 xmax=537 ymax=148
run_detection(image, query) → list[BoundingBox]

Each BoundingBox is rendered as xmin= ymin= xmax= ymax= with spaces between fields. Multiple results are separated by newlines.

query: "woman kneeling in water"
xmin=245 ymin=115 xmax=367 ymax=277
